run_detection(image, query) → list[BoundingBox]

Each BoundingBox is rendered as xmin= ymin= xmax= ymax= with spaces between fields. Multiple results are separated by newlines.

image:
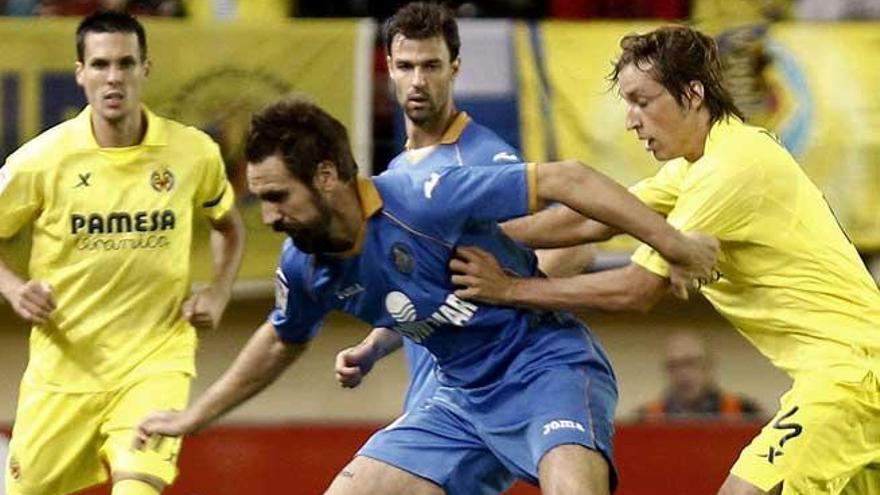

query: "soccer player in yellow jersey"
xmin=0 ymin=11 xmax=245 ymax=495
xmin=450 ymin=26 xmax=880 ymax=494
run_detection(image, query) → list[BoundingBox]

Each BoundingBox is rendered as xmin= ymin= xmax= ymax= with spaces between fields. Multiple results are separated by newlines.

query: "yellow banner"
xmin=518 ymin=21 xmax=880 ymax=250
xmin=0 ymin=18 xmax=374 ymax=281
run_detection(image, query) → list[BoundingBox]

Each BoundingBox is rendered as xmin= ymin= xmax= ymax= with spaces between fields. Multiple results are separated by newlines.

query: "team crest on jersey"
xmin=150 ymin=167 xmax=175 ymax=192
xmin=390 ymin=242 xmax=415 ymax=275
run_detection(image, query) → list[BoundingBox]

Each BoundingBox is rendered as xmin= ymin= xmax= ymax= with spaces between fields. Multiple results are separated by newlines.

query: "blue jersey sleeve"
xmin=428 ymin=161 xmax=534 ymax=227
xmin=268 ymin=241 xmax=329 ymax=344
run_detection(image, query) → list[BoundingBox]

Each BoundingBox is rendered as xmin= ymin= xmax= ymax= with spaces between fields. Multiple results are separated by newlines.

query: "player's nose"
xmin=261 ymin=203 xmax=281 ymax=225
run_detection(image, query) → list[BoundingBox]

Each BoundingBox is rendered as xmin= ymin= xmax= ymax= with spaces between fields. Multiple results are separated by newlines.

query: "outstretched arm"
xmin=501 ymin=206 xmax=620 ymax=249
xmin=533 ymin=161 xmax=716 ymax=295
xmin=451 ymin=246 xmax=667 ymax=312
xmin=136 ymin=322 xmax=305 ymax=444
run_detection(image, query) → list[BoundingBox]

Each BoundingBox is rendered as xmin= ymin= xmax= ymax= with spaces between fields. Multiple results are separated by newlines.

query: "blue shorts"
xmin=402 ymin=340 xmax=437 ymax=412
xmin=388 ymin=341 xmax=515 ymax=495
xmin=359 ymin=344 xmax=619 ymax=492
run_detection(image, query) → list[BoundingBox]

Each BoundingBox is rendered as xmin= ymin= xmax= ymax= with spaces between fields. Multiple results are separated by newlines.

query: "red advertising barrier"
xmin=55 ymin=422 xmax=756 ymax=494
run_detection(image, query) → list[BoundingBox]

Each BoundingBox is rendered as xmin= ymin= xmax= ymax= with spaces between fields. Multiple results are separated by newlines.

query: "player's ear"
xmin=313 ymin=161 xmax=339 ymax=192
xmin=451 ymin=57 xmax=461 ymax=78
xmin=686 ymin=80 xmax=705 ymax=110
xmin=75 ymin=61 xmax=85 ymax=87
xmin=143 ymin=58 xmax=152 ymax=78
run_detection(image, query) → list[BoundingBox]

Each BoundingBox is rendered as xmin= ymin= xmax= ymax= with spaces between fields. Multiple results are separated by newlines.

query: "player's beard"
xmin=274 ymin=190 xmax=353 ymax=254
xmin=404 ymin=93 xmax=438 ymax=127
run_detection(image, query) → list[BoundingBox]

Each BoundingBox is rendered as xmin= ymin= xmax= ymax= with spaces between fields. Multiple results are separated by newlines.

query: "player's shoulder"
xmin=5 ymin=117 xmax=81 ymax=171
xmin=155 ymin=114 xmax=218 ymax=150
xmin=702 ymin=118 xmax=787 ymax=176
xmin=459 ymin=120 xmax=520 ymax=165
xmin=372 ymin=166 xmax=459 ymax=226
xmin=713 ymin=119 xmax=788 ymax=161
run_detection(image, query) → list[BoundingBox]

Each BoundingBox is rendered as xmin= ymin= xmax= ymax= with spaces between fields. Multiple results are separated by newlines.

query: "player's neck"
xmin=682 ymin=110 xmax=712 ymax=162
xmin=91 ymin=110 xmax=146 ymax=148
xmin=335 ymin=181 xmax=366 ymax=247
xmin=406 ymin=103 xmax=458 ymax=149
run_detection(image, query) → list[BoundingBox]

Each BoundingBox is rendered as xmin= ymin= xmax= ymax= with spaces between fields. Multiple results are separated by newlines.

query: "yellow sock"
xmin=111 ymin=479 xmax=161 ymax=495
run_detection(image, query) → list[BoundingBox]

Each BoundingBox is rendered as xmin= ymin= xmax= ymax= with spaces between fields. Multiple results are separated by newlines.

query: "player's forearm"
xmin=536 ymin=244 xmax=595 ymax=277
xmin=0 ymin=257 xmax=25 ymax=302
xmin=186 ymin=322 xmax=304 ymax=432
xmin=207 ymin=208 xmax=245 ymax=295
xmin=504 ymin=265 xmax=665 ymax=313
xmin=536 ymin=161 xmax=689 ymax=265
xmin=502 ymin=207 xmax=619 ymax=249
xmin=362 ymin=327 xmax=403 ymax=360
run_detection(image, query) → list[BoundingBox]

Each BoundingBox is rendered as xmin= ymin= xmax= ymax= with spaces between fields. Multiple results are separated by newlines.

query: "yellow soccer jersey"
xmin=0 ymin=106 xmax=234 ymax=392
xmin=630 ymin=117 xmax=880 ymax=378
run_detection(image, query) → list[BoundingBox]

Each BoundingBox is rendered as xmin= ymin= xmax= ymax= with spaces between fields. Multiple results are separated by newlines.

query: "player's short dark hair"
xmin=383 ymin=2 xmax=460 ymax=61
xmin=76 ymin=10 xmax=147 ymax=63
xmin=245 ymin=98 xmax=358 ymax=183
xmin=610 ymin=25 xmax=744 ymax=123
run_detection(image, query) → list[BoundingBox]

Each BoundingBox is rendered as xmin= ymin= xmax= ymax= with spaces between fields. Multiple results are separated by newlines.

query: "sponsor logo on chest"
xmin=384 ymin=290 xmax=477 ymax=342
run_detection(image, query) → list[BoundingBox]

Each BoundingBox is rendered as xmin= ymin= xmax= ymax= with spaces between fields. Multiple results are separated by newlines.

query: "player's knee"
xmin=538 ymin=445 xmax=610 ymax=495
xmin=111 ymin=473 xmax=165 ymax=495
xmin=717 ymin=475 xmax=780 ymax=495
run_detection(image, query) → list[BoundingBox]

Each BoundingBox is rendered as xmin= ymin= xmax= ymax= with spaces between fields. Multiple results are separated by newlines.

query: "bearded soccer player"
xmin=0 ymin=11 xmax=244 ymax=495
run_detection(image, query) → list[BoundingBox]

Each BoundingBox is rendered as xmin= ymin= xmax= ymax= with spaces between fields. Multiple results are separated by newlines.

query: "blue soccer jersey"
xmin=386 ymin=112 xmax=521 ymax=407
xmin=270 ymin=163 xmax=593 ymax=388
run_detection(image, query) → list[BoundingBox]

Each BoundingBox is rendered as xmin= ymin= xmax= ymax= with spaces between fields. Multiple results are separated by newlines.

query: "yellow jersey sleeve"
xmin=0 ymin=153 xmax=43 ymax=239
xmin=194 ymin=140 xmax=234 ymax=221
xmin=632 ymin=147 xmax=765 ymax=276
xmin=629 ymin=159 xmax=687 ymax=216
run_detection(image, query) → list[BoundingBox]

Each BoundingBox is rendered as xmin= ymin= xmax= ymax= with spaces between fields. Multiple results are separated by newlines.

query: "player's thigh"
xmin=101 ymin=372 xmax=192 ymax=487
xmin=538 ymin=444 xmax=610 ymax=495
xmin=325 ymin=456 xmax=443 ymax=495
xmin=6 ymin=386 xmax=107 ymax=495
xmin=357 ymin=399 xmax=512 ymax=494
xmin=472 ymin=362 xmax=618 ymax=489
xmin=731 ymin=370 xmax=880 ymax=494
xmin=840 ymin=464 xmax=880 ymax=495
xmin=717 ymin=474 xmax=781 ymax=495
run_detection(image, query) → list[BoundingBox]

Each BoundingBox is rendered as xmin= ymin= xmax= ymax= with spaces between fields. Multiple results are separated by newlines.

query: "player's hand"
xmin=335 ymin=342 xmax=378 ymax=388
xmin=133 ymin=410 xmax=197 ymax=450
xmin=9 ymin=280 xmax=56 ymax=324
xmin=182 ymin=285 xmax=230 ymax=331
xmin=450 ymin=246 xmax=514 ymax=305
xmin=669 ymin=233 xmax=719 ymax=300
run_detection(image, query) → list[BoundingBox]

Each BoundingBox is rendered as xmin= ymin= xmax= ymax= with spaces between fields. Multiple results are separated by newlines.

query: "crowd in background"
xmin=2 ymin=0 xmax=880 ymax=19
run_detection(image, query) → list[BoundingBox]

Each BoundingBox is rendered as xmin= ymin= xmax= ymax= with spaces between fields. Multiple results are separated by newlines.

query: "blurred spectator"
xmin=796 ymin=0 xmax=880 ymax=20
xmin=5 ymin=0 xmax=41 ymax=15
xmin=27 ymin=0 xmax=184 ymax=16
xmin=637 ymin=331 xmax=764 ymax=422
xmin=184 ymin=0 xmax=290 ymax=22
xmin=551 ymin=0 xmax=688 ymax=20
xmin=295 ymin=0 xmax=545 ymax=18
